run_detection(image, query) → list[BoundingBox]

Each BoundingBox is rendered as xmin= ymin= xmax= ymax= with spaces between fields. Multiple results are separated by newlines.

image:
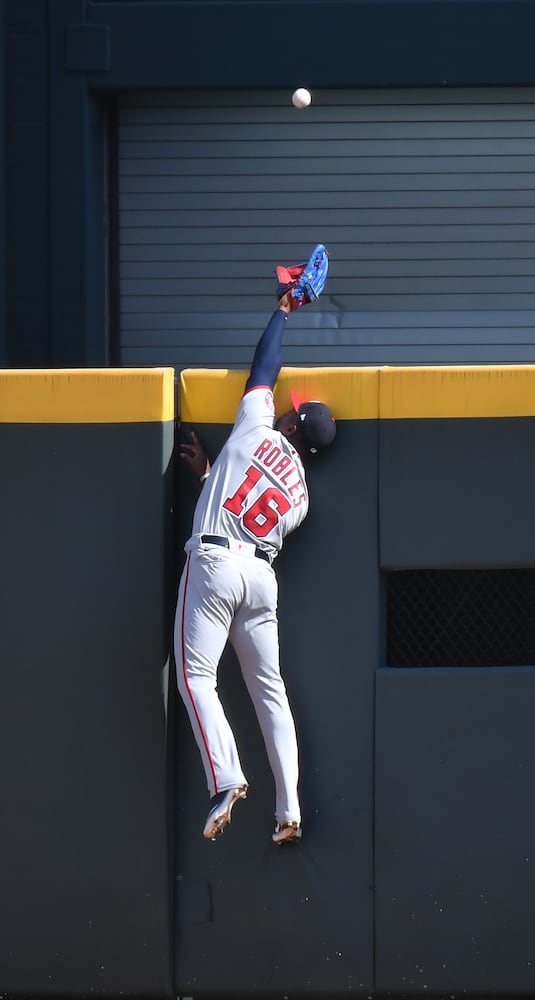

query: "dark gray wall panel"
xmin=380 ymin=416 xmax=535 ymax=569
xmin=376 ymin=666 xmax=535 ymax=997
xmin=0 ymin=422 xmax=174 ymax=997
xmin=173 ymin=420 xmax=379 ymax=997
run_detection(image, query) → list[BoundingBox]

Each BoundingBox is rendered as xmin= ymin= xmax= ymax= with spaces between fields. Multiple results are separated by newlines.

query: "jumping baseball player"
xmin=174 ymin=244 xmax=335 ymax=845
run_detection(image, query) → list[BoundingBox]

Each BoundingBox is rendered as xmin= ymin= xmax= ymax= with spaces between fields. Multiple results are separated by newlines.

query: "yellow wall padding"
xmin=181 ymin=365 xmax=535 ymax=422
xmin=0 ymin=369 xmax=175 ymax=423
xmin=180 ymin=367 xmax=381 ymax=423
xmin=379 ymin=365 xmax=535 ymax=419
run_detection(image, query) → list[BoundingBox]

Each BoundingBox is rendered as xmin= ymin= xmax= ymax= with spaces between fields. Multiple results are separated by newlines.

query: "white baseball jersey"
xmin=189 ymin=386 xmax=309 ymax=558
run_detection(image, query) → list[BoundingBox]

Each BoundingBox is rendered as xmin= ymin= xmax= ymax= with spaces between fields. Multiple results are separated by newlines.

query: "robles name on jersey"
xmin=252 ymin=437 xmax=306 ymax=508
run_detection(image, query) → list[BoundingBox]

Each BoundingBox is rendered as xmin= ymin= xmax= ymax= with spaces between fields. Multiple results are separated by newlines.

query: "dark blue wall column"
xmin=0 ymin=0 xmax=7 ymax=365
xmin=5 ymin=0 xmax=50 ymax=365
xmin=47 ymin=1 xmax=111 ymax=364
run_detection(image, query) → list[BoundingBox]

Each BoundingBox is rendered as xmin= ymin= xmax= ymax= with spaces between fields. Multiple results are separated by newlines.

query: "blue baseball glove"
xmin=276 ymin=243 xmax=329 ymax=308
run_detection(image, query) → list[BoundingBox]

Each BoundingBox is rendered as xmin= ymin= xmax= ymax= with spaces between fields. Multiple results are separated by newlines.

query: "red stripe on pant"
xmin=180 ymin=551 xmax=219 ymax=794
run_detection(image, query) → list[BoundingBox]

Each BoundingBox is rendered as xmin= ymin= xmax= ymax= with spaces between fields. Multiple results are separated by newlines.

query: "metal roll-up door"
xmin=118 ymin=87 xmax=535 ymax=369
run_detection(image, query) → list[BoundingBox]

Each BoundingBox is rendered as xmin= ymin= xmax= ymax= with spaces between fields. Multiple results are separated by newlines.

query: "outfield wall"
xmin=3 ymin=364 xmax=535 ymax=998
xmin=0 ymin=369 xmax=175 ymax=997
xmin=176 ymin=364 xmax=535 ymax=999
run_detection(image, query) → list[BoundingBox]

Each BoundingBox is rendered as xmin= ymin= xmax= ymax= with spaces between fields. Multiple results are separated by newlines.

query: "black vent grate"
xmin=387 ymin=569 xmax=535 ymax=667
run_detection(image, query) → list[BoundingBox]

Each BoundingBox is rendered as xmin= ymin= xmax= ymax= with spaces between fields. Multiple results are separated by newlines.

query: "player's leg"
xmin=229 ymin=565 xmax=301 ymax=828
xmin=174 ymin=549 xmax=248 ymax=798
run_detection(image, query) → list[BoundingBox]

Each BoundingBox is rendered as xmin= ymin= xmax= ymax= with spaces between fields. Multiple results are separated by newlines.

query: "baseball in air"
xmin=292 ymin=88 xmax=312 ymax=109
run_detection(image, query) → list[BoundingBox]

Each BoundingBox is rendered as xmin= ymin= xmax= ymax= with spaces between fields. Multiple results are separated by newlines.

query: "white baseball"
xmin=292 ymin=88 xmax=312 ymax=109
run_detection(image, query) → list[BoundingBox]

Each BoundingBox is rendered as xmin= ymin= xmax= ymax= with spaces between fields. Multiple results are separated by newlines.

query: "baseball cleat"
xmin=203 ymin=785 xmax=247 ymax=841
xmin=275 ymin=244 xmax=328 ymax=308
xmin=272 ymin=820 xmax=302 ymax=845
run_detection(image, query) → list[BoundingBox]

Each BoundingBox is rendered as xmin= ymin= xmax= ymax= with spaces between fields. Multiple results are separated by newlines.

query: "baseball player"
xmin=174 ymin=244 xmax=335 ymax=845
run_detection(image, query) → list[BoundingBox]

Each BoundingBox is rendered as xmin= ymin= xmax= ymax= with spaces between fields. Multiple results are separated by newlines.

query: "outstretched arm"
xmin=244 ymin=294 xmax=292 ymax=392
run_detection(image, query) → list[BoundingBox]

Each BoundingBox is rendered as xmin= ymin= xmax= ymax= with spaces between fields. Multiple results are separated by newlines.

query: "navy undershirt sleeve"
xmin=244 ymin=309 xmax=287 ymax=392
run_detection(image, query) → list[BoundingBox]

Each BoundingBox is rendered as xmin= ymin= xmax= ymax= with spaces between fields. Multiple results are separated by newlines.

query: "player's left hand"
xmin=180 ymin=430 xmax=211 ymax=481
